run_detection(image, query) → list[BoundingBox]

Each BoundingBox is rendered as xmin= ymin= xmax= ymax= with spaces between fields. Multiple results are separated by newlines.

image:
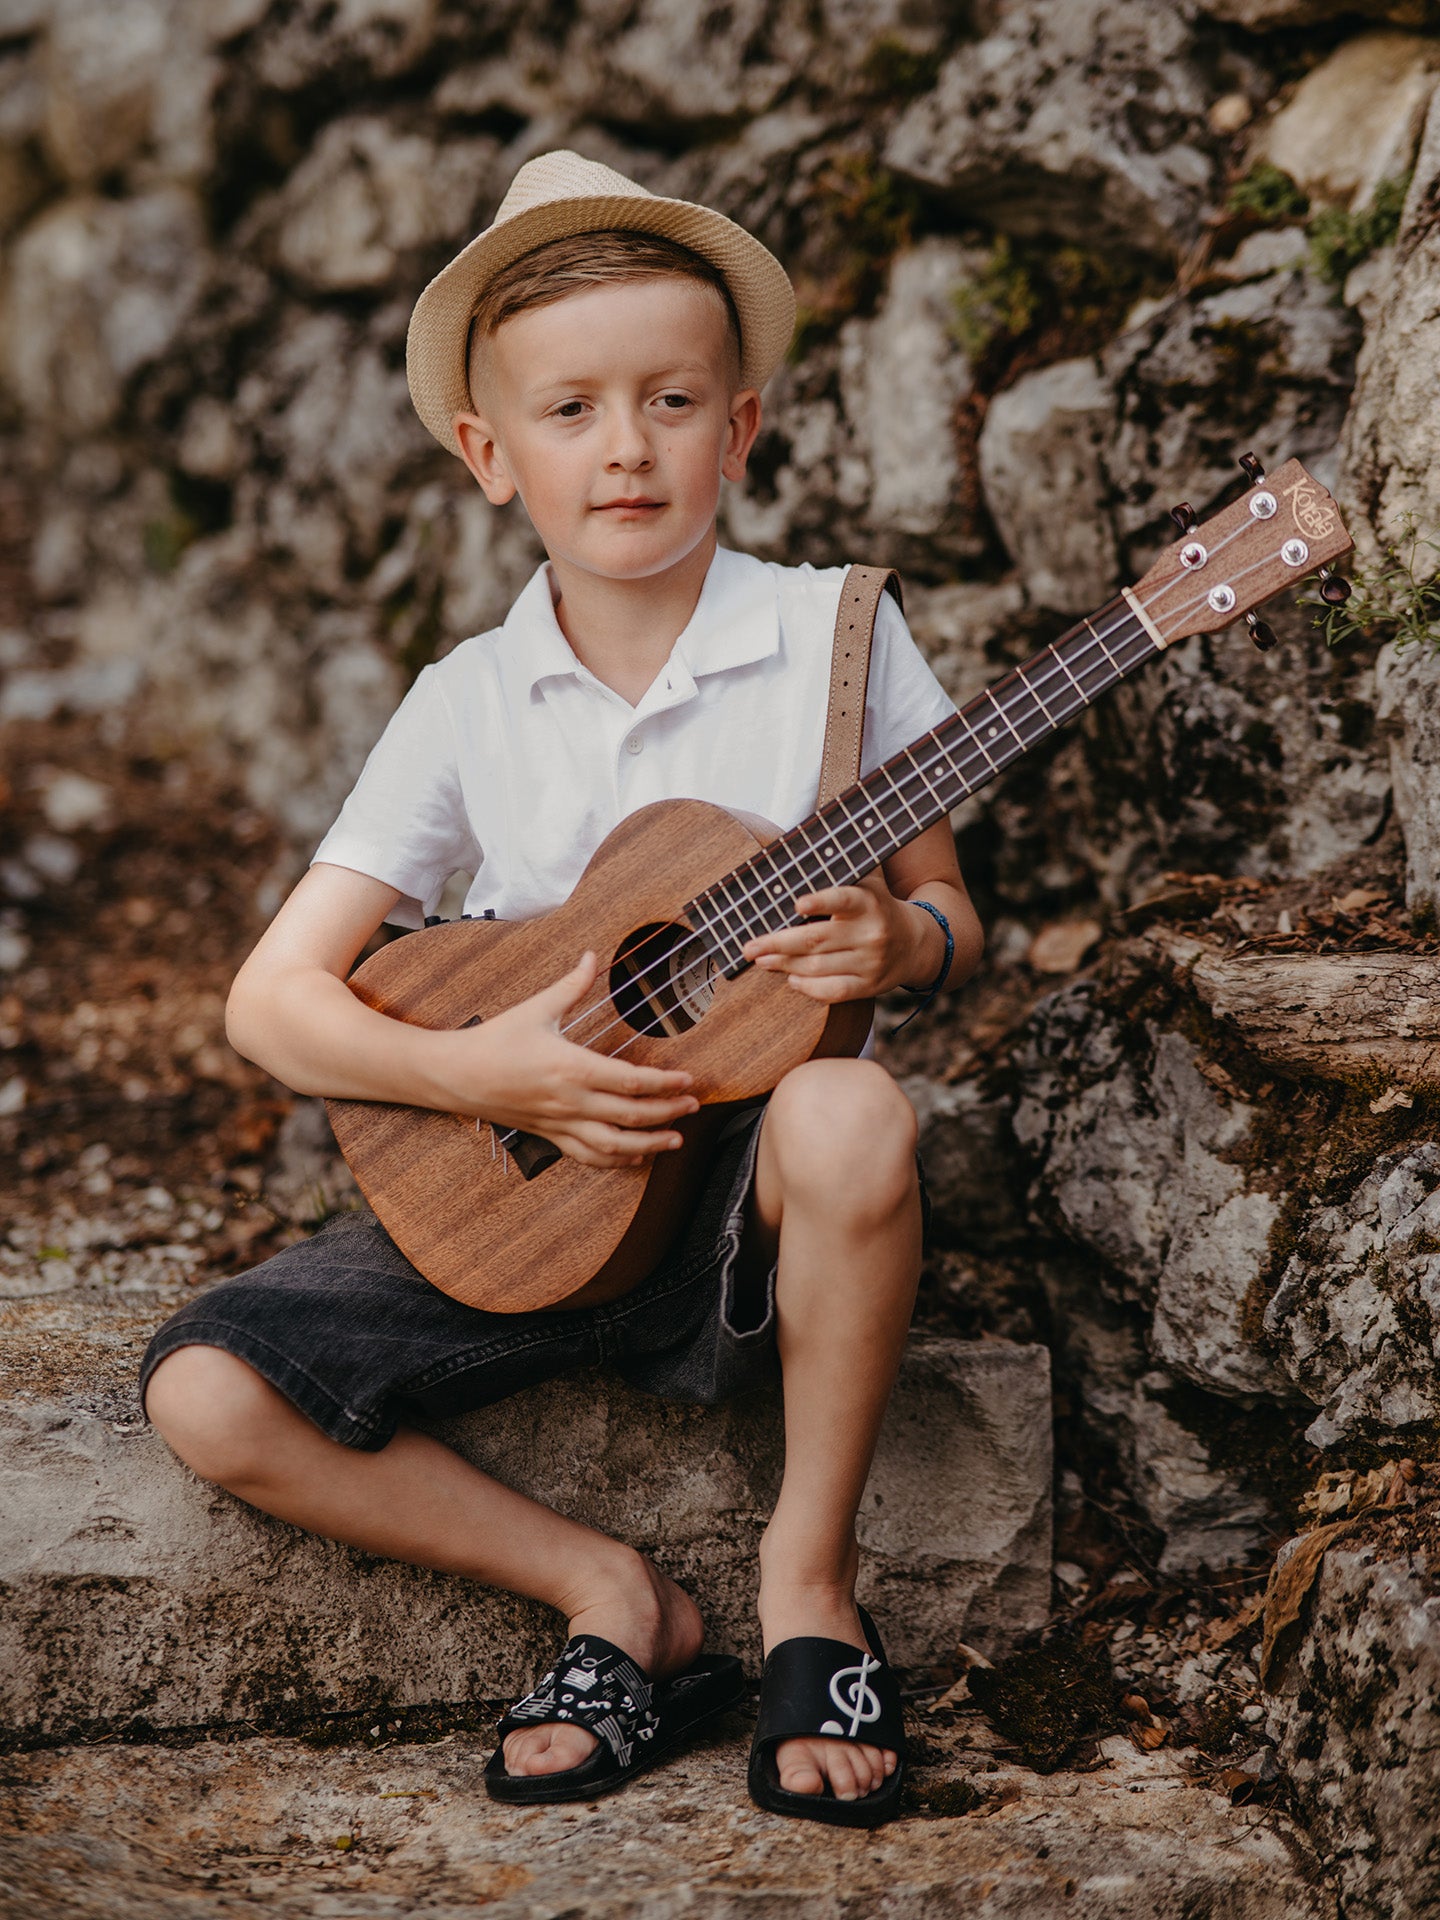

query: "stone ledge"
xmin=0 ymin=1287 xmax=1051 ymax=1741
xmin=0 ymin=1726 xmax=1335 ymax=1920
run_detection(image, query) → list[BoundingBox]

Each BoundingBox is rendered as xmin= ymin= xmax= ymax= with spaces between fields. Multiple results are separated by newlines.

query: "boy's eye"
xmin=658 ymin=393 xmax=693 ymax=410
xmin=554 ymin=400 xmax=586 ymax=419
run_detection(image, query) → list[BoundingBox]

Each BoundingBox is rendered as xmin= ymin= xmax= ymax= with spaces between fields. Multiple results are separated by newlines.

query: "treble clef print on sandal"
xmin=819 ymin=1652 xmax=882 ymax=1740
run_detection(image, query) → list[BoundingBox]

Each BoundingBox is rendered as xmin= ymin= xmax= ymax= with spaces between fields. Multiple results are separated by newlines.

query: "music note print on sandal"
xmin=485 ymin=1635 xmax=745 ymax=1805
xmin=748 ymin=1607 xmax=908 ymax=1828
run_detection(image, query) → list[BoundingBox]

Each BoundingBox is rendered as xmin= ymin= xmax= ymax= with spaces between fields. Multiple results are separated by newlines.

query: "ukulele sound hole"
xmin=609 ymin=922 xmax=717 ymax=1038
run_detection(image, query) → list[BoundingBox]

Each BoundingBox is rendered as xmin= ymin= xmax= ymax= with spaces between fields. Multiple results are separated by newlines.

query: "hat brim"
xmin=406 ymin=192 xmax=796 ymax=456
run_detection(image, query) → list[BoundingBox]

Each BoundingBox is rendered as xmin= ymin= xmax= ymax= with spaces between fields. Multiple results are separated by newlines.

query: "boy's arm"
xmin=740 ymin=818 xmax=982 ymax=1004
xmin=226 ymin=861 xmax=698 ymax=1168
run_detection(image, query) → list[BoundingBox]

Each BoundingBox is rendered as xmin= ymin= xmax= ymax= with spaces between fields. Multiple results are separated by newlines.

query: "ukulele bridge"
xmin=609 ymin=922 xmax=718 ymax=1038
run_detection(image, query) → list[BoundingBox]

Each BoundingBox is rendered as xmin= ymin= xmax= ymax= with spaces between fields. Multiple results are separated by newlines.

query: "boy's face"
xmin=453 ymin=277 xmax=762 ymax=587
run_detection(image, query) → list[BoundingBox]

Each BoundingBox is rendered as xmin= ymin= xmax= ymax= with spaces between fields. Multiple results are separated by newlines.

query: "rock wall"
xmin=0 ymin=1 xmax=1433 ymax=899
xmin=5 ymin=4 xmax=1440 ymax=1902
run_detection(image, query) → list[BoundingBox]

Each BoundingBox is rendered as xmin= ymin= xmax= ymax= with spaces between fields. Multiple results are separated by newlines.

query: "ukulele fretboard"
xmin=684 ymin=595 xmax=1159 ymax=973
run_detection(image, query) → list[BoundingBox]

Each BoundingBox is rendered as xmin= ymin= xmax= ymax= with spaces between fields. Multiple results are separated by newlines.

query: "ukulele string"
xmin=553 ymin=591 xmax=1156 ymax=1052
xmin=543 ymin=534 xmax=1274 ymax=1070
xmin=664 ymin=530 xmax=1281 ymax=973
xmin=566 ymin=533 xmax=1277 ymax=1063
xmin=485 ymin=536 xmax=1282 ymax=1148
xmin=543 ymin=542 xmax=1274 ymax=1083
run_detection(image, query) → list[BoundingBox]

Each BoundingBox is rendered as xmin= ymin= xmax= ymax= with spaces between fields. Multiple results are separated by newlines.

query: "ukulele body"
xmin=327 ymin=797 xmax=871 ymax=1313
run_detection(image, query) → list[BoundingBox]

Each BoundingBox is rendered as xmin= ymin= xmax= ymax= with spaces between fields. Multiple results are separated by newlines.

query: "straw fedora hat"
xmin=406 ymin=149 xmax=796 ymax=456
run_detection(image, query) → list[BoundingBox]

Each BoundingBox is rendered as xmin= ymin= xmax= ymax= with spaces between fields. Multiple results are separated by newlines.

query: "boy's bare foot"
xmin=757 ymin=1585 xmax=897 ymax=1803
xmin=501 ymin=1551 xmax=705 ymax=1778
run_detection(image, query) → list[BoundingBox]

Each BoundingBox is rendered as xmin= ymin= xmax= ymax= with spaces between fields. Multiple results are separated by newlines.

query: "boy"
xmin=141 ymin=151 xmax=982 ymax=1826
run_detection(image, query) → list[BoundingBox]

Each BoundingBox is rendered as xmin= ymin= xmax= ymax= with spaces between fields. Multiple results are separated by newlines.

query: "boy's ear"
xmin=721 ymin=388 xmax=763 ymax=485
xmin=454 ymin=412 xmax=517 ymax=505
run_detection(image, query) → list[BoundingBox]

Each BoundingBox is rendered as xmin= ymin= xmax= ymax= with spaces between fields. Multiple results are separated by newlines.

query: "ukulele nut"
xmin=1281 ymin=537 xmax=1310 ymax=567
xmin=1249 ymin=490 xmax=1278 ymax=520
xmin=1179 ymin=542 xmax=1208 ymax=569
xmin=1207 ymin=584 xmax=1237 ymax=615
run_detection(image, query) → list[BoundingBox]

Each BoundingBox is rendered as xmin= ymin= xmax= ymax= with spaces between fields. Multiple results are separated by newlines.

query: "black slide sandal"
xmin=484 ymin=1633 xmax=745 ymax=1805
xmin=747 ymin=1607 xmax=907 ymax=1829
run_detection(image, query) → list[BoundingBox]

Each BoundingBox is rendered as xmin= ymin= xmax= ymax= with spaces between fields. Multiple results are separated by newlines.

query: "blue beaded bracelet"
xmin=892 ymin=899 xmax=954 ymax=1031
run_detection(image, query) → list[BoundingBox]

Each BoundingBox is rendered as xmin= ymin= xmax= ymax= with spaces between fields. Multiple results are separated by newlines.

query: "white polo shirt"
xmin=313 ymin=544 xmax=956 ymax=928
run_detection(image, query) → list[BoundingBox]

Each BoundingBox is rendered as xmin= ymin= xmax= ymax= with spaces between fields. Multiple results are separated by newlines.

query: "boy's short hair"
xmin=466 ymin=229 xmax=744 ymax=410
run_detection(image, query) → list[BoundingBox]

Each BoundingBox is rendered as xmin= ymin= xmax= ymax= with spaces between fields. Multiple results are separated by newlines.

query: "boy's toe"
xmin=825 ymin=1744 xmax=868 ymax=1802
xmin=775 ymin=1737 xmax=826 ymax=1796
xmin=773 ymin=1736 xmax=898 ymax=1800
xmin=502 ymin=1723 xmax=600 ymax=1776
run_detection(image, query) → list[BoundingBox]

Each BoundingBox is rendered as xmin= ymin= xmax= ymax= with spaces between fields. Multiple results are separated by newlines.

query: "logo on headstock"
xmin=1282 ymin=477 xmax=1338 ymax=542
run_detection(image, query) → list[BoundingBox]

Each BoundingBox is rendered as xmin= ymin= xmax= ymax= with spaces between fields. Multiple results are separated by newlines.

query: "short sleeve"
xmin=310 ymin=665 xmax=481 ymax=929
xmin=859 ymin=589 xmax=957 ymax=777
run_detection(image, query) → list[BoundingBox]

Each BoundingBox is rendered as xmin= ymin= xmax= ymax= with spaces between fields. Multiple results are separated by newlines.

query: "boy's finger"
xmin=793 ymin=886 xmax=869 ymax=917
xmin=786 ymin=971 xmax=863 ymax=1001
xmin=763 ymin=950 xmax=855 ymax=976
xmin=585 ymin=1053 xmax=694 ymax=1096
xmin=582 ymin=1091 xmax=699 ymax=1127
xmin=532 ymin=951 xmax=600 ymax=1019
xmin=578 ymin=1122 xmax=686 ymax=1160
xmin=746 ymin=924 xmax=835 ymax=959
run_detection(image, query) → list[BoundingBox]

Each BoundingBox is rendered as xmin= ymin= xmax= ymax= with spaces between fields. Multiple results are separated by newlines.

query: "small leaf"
xmin=1369 ymin=1085 xmax=1414 ymax=1115
xmin=1028 ymin=919 xmax=1102 ymax=975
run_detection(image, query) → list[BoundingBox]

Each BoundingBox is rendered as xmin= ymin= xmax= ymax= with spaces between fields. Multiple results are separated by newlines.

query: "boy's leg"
xmin=745 ymin=1056 xmax=924 ymax=1804
xmin=145 ymin=1347 xmax=702 ymax=1777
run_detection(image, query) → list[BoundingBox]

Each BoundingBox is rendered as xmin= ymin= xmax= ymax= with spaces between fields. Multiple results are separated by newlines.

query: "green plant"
xmin=858 ymin=34 xmax=942 ymax=100
xmin=949 ymin=236 xmax=1155 ymax=367
xmin=142 ymin=510 xmax=200 ymax=575
xmin=1226 ymin=162 xmax=1310 ymax=225
xmin=950 ymin=236 xmax=1043 ymax=361
xmin=1305 ymin=513 xmax=1440 ymax=655
xmin=1307 ymin=171 xmax=1411 ymax=285
xmin=785 ymin=153 xmax=919 ymax=356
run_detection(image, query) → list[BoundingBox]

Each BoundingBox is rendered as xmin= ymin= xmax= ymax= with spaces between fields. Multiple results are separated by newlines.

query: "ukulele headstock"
xmin=1128 ymin=456 xmax=1353 ymax=650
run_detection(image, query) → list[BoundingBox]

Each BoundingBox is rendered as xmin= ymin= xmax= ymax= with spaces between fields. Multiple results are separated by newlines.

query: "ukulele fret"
xmin=961 ymin=708 xmax=1003 ymax=775
xmin=985 ymin=688 xmax=1028 ymax=755
xmin=696 ymin=873 xmax=753 ymax=970
xmin=1086 ymin=614 xmax=1123 ymax=675
xmin=906 ymin=733 xmax=949 ymax=814
xmin=1015 ymin=660 xmax=1061 ymax=727
xmin=876 ymin=753 xmax=926 ymax=837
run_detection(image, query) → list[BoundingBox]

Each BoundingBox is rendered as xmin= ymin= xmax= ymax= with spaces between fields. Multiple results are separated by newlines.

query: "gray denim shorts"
xmin=140 ymin=1109 xmax=782 ymax=1451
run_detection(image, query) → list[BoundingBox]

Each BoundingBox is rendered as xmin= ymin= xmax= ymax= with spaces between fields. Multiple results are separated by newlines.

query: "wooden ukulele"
xmin=328 ymin=456 xmax=1352 ymax=1312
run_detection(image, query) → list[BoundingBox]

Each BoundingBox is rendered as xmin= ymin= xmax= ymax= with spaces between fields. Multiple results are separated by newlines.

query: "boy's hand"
xmin=741 ymin=874 xmax=937 ymax=1003
xmin=435 ymin=952 xmax=699 ymax=1169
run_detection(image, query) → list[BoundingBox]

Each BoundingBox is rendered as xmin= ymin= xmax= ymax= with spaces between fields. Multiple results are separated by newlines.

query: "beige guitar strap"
xmin=817 ymin=564 xmax=904 ymax=808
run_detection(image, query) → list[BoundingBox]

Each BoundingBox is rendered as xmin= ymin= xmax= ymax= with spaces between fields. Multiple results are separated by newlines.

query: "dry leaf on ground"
xmin=1028 ymin=920 xmax=1102 ymax=975
xmin=1259 ymin=1521 xmax=1354 ymax=1687
xmin=1370 ymin=1085 xmax=1415 ymax=1115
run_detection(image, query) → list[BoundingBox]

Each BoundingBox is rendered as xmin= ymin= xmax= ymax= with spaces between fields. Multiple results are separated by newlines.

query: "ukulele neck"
xmin=686 ymin=592 xmax=1162 ymax=972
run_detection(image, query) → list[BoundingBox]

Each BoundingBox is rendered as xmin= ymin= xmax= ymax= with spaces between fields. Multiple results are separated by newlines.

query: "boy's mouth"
xmin=595 ymin=498 xmax=664 ymax=512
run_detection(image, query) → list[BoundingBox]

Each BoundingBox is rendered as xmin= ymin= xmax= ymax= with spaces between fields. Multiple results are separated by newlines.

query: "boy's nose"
xmin=605 ymin=410 xmax=654 ymax=470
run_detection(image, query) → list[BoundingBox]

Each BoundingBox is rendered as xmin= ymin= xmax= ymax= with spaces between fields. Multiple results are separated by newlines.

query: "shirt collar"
xmin=502 ymin=546 xmax=780 ymax=696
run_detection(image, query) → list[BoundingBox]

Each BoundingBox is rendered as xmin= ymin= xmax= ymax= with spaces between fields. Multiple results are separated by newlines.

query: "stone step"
xmin=0 ymin=1725 xmax=1335 ymax=1920
xmin=0 ymin=1276 xmax=1051 ymax=1743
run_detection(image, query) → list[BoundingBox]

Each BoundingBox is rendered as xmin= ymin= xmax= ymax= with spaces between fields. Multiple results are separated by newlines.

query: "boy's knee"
xmin=145 ymin=1346 xmax=285 ymax=1490
xmin=766 ymin=1059 xmax=918 ymax=1212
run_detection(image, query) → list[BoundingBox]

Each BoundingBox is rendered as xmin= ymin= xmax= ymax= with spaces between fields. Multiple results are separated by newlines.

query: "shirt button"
xmin=625 ymin=733 xmax=643 ymax=755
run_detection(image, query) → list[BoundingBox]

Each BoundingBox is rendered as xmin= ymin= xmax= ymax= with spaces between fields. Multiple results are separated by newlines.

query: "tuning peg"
xmin=1246 ymin=612 xmax=1278 ymax=653
xmin=1169 ymin=502 xmax=1197 ymax=535
xmin=1318 ymin=567 xmax=1351 ymax=606
xmin=1239 ymin=452 xmax=1266 ymax=485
